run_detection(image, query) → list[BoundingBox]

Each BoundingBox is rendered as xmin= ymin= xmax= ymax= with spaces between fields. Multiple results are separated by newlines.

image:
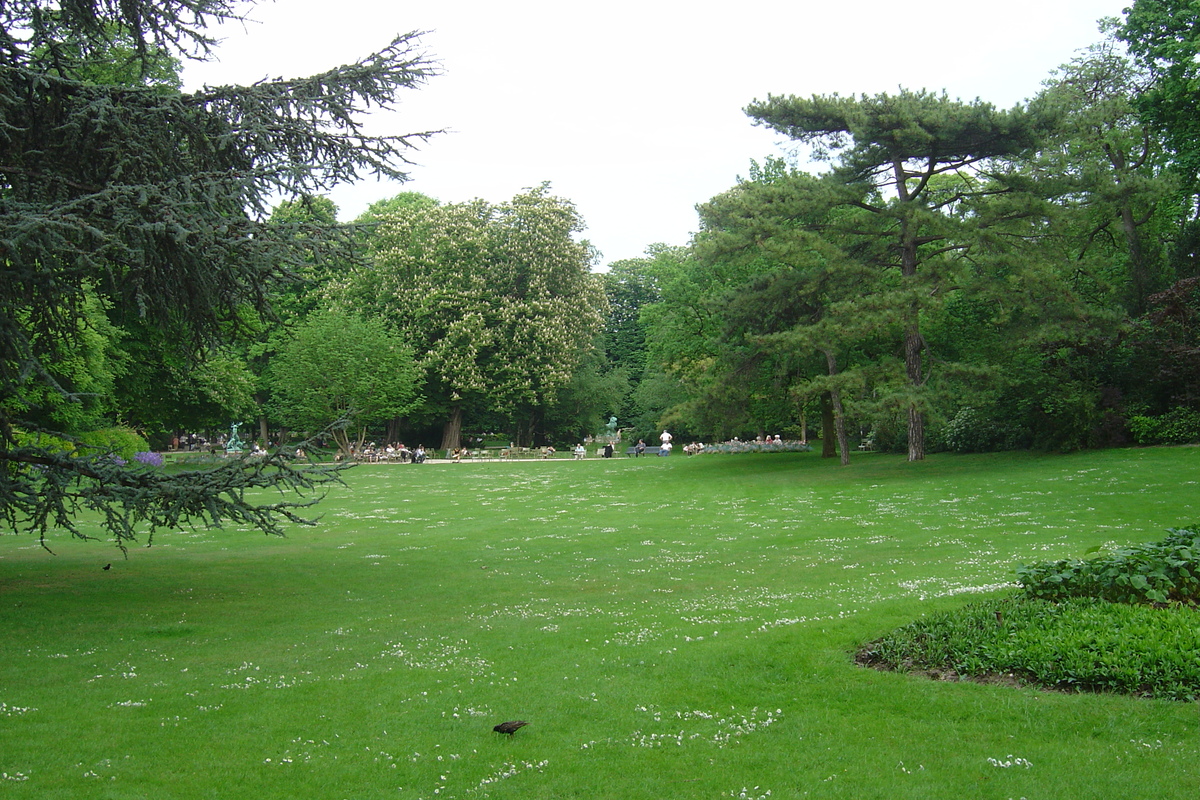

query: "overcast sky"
xmin=182 ymin=0 xmax=1131 ymax=267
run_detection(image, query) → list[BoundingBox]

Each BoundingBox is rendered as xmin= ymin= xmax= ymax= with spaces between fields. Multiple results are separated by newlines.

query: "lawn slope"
xmin=1 ymin=448 xmax=1197 ymax=799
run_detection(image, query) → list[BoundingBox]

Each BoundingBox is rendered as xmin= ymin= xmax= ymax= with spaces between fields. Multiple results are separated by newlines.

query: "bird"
xmin=102 ymin=563 xmax=111 ymax=571
xmin=493 ymin=720 xmax=528 ymax=736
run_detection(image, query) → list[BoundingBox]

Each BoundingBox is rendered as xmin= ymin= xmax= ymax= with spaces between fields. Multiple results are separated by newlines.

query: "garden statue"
xmin=226 ymin=422 xmax=245 ymax=454
xmin=604 ymin=415 xmax=620 ymax=443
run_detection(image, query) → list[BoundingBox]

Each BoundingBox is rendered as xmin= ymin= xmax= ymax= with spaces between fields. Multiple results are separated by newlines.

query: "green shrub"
xmin=859 ymin=596 xmax=1200 ymax=701
xmin=942 ymin=407 xmax=1025 ymax=453
xmin=1128 ymin=407 xmax=1200 ymax=445
xmin=76 ymin=426 xmax=150 ymax=461
xmin=1017 ymin=526 xmax=1200 ymax=605
xmin=11 ymin=427 xmax=75 ymax=454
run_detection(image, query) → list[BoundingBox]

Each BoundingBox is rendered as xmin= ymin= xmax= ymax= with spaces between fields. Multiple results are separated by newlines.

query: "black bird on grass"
xmin=102 ymin=563 xmax=111 ymax=571
xmin=493 ymin=720 xmax=528 ymax=736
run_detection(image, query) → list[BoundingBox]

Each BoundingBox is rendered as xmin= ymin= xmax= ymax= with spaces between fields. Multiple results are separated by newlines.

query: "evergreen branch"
xmin=0 ymin=444 xmax=348 ymax=552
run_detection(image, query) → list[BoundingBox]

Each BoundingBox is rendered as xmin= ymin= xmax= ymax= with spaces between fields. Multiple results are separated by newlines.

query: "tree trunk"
xmin=518 ymin=416 xmax=535 ymax=448
xmin=331 ymin=425 xmax=367 ymax=458
xmin=904 ymin=323 xmax=925 ymax=461
xmin=1108 ymin=143 xmax=1153 ymax=315
xmin=832 ymin=392 xmax=850 ymax=466
xmin=894 ymin=157 xmax=926 ymax=462
xmin=824 ymin=350 xmax=850 ymax=466
xmin=510 ymin=405 xmax=541 ymax=448
xmin=440 ymin=404 xmax=463 ymax=451
xmin=258 ymin=413 xmax=269 ymax=448
xmin=386 ymin=415 xmax=401 ymax=445
xmin=820 ymin=393 xmax=837 ymax=459
xmin=1119 ymin=203 xmax=1152 ymax=314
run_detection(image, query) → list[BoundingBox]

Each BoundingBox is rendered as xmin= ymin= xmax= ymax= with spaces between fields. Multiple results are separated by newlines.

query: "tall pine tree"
xmin=745 ymin=90 xmax=1048 ymax=459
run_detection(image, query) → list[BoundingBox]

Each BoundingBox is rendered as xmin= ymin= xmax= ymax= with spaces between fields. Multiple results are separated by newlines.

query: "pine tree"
xmin=745 ymin=90 xmax=1048 ymax=460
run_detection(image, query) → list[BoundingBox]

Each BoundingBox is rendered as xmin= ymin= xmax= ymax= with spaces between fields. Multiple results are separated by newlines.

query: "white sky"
xmin=182 ymin=0 xmax=1131 ymax=267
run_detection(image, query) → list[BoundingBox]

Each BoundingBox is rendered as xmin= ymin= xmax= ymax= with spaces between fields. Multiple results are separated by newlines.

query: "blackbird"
xmin=493 ymin=720 xmax=528 ymax=735
xmin=103 ymin=563 xmax=111 ymax=571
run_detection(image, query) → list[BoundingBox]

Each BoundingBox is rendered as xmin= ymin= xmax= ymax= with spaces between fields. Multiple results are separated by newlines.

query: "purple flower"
xmin=134 ymin=451 xmax=164 ymax=468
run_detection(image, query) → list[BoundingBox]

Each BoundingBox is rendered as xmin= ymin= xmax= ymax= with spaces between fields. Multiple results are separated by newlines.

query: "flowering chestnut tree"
xmin=338 ymin=185 xmax=606 ymax=447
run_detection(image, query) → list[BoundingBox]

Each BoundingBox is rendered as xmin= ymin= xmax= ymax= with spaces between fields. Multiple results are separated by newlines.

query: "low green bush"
xmin=1129 ymin=407 xmax=1200 ymax=445
xmin=1017 ymin=526 xmax=1200 ymax=605
xmin=942 ymin=406 xmax=1025 ymax=453
xmin=77 ymin=425 xmax=150 ymax=461
xmin=859 ymin=596 xmax=1200 ymax=701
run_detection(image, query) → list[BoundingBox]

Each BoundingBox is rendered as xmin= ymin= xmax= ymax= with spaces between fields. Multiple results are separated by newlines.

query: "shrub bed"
xmin=858 ymin=596 xmax=1200 ymax=701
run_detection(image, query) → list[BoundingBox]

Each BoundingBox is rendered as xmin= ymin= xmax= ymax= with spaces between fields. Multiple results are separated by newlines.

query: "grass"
xmin=1 ymin=447 xmax=1198 ymax=798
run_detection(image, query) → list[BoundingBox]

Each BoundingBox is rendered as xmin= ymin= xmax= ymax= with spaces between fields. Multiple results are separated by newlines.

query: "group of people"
xmin=657 ymin=433 xmax=799 ymax=456
xmin=187 ymin=430 xmax=804 ymax=465
xmin=578 ymin=442 xmax=617 ymax=458
xmin=330 ymin=431 xmax=805 ymax=465
xmin=347 ymin=443 xmax=427 ymax=463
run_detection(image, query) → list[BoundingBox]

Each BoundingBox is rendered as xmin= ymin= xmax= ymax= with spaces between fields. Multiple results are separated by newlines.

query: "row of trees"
xmin=0 ymin=1 xmax=608 ymax=492
xmin=253 ymin=186 xmax=607 ymax=453
xmin=594 ymin=4 xmax=1200 ymax=462
xmin=34 ymin=179 xmax=609 ymax=458
xmin=221 ymin=4 xmax=1200 ymax=459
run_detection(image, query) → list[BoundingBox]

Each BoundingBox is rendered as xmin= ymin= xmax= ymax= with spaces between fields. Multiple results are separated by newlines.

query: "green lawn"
xmin=1 ymin=448 xmax=1198 ymax=799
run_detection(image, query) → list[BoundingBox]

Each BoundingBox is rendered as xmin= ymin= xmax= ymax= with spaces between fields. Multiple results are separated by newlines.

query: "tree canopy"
xmin=269 ymin=310 xmax=421 ymax=456
xmin=338 ymin=185 xmax=606 ymax=449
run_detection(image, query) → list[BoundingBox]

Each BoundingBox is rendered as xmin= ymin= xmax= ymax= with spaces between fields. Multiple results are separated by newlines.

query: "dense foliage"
xmin=268 ymin=310 xmax=421 ymax=455
xmin=609 ymin=9 xmax=1200 ymax=459
xmin=337 ymin=185 xmax=606 ymax=448
xmin=1018 ymin=526 xmax=1200 ymax=605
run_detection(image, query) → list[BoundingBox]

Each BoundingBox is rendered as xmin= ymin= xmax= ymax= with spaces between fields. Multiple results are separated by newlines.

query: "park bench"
xmin=624 ymin=445 xmax=661 ymax=456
